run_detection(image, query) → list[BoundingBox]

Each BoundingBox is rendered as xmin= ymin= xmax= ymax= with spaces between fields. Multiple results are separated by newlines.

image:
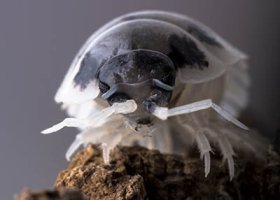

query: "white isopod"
xmin=42 ymin=10 xmax=263 ymax=180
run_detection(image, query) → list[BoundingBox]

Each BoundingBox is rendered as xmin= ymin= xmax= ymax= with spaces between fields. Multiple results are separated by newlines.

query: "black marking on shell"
xmin=98 ymin=81 xmax=110 ymax=94
xmin=74 ymin=53 xmax=102 ymax=89
xmin=168 ymin=34 xmax=209 ymax=70
xmin=121 ymin=12 xmax=222 ymax=48
xmin=74 ymin=52 xmax=106 ymax=90
xmin=187 ymin=24 xmax=222 ymax=47
xmin=98 ymin=50 xmax=176 ymax=87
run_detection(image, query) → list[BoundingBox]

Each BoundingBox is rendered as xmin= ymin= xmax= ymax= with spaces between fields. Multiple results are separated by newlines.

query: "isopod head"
xmin=98 ymin=49 xmax=176 ymax=124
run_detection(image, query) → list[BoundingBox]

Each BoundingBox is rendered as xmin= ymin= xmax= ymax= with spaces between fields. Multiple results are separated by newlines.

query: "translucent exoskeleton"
xmin=42 ymin=10 xmax=266 ymax=180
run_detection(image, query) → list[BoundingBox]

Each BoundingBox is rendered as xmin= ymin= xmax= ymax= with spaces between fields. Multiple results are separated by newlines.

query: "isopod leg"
xmin=101 ymin=143 xmax=110 ymax=164
xmin=41 ymin=100 xmax=137 ymax=134
xmin=152 ymin=99 xmax=248 ymax=130
xmin=194 ymin=129 xmax=212 ymax=177
xmin=66 ymin=136 xmax=83 ymax=161
xmin=41 ymin=118 xmax=89 ymax=134
xmin=183 ymin=124 xmax=212 ymax=177
xmin=218 ymin=131 xmax=236 ymax=180
xmin=205 ymin=127 xmax=236 ymax=180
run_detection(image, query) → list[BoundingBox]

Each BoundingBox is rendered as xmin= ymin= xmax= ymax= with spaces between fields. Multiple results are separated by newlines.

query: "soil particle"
xmin=54 ymin=144 xmax=279 ymax=200
xmin=16 ymin=144 xmax=280 ymax=200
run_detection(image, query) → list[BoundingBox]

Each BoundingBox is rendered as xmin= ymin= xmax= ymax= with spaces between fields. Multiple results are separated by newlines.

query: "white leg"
xmin=41 ymin=118 xmax=90 ymax=134
xmin=195 ymin=129 xmax=212 ymax=177
xmin=205 ymin=127 xmax=236 ymax=180
xmin=182 ymin=124 xmax=212 ymax=177
xmin=66 ymin=131 xmax=114 ymax=163
xmin=65 ymin=119 xmax=126 ymax=162
xmin=101 ymin=143 xmax=110 ymax=164
xmin=41 ymin=100 xmax=137 ymax=134
xmin=65 ymin=128 xmax=108 ymax=161
xmin=152 ymin=99 xmax=248 ymax=130
xmin=66 ymin=136 xmax=83 ymax=161
xmin=218 ymin=134 xmax=236 ymax=180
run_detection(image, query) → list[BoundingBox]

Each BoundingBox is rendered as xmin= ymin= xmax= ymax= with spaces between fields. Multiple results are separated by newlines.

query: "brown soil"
xmin=15 ymin=144 xmax=280 ymax=200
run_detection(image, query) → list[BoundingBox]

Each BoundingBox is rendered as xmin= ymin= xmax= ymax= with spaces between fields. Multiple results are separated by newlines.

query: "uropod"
xmin=43 ymin=10 xmax=258 ymax=180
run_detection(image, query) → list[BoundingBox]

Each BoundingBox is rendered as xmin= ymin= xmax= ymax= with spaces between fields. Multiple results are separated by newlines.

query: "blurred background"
xmin=0 ymin=0 xmax=279 ymax=199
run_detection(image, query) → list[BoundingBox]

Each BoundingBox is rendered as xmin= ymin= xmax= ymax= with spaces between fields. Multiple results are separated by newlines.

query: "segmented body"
xmin=43 ymin=11 xmax=265 ymax=180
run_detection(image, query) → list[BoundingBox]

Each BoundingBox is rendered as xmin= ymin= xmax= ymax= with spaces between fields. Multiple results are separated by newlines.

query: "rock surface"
xmin=16 ymin=144 xmax=280 ymax=200
xmin=57 ymin=144 xmax=279 ymax=199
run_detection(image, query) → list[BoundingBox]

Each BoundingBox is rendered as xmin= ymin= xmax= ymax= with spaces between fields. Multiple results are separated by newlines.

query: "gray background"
xmin=0 ymin=0 xmax=279 ymax=199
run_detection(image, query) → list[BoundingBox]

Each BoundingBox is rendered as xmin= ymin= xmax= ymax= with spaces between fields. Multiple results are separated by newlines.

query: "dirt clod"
xmin=51 ymin=144 xmax=280 ymax=200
